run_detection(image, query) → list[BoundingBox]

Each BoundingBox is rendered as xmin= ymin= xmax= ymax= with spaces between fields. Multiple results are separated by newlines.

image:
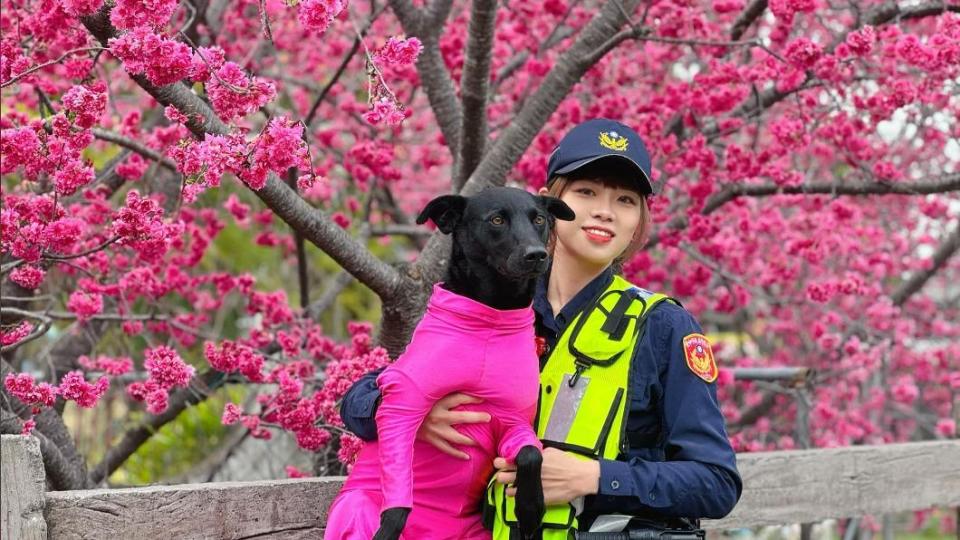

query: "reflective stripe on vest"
xmin=485 ymin=276 xmax=674 ymax=539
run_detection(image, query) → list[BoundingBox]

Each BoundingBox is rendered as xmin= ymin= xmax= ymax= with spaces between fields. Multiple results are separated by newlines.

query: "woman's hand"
xmin=416 ymin=393 xmax=490 ymax=460
xmin=493 ymin=447 xmax=600 ymax=505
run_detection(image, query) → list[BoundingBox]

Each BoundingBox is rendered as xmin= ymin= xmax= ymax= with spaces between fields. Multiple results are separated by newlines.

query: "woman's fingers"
xmin=426 ymin=433 xmax=471 ymax=460
xmin=443 ymin=409 xmax=491 ymax=424
xmin=418 ymin=392 xmax=491 ymax=457
xmin=438 ymin=392 xmax=484 ymax=408
xmin=437 ymin=424 xmax=476 ymax=446
xmin=493 ymin=456 xmax=516 ymax=482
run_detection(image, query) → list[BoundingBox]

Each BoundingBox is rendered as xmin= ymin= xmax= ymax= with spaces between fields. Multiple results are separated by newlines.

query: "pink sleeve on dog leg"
xmin=496 ymin=411 xmax=542 ymax=463
xmin=375 ymin=368 xmax=440 ymax=511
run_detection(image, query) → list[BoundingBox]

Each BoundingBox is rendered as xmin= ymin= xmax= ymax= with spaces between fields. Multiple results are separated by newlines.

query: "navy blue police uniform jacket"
xmin=339 ymin=267 xmax=743 ymax=527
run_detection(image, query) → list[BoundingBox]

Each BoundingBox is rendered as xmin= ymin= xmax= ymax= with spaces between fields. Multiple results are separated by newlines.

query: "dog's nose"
xmin=524 ymin=247 xmax=547 ymax=263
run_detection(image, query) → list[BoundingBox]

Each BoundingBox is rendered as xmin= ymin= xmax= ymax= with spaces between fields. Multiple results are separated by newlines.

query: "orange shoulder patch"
xmin=682 ymin=333 xmax=718 ymax=383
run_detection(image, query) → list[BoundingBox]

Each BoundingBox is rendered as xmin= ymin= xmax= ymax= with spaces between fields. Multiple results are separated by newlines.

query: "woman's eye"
xmin=576 ymin=188 xmax=594 ymax=196
xmin=491 ymin=216 xmax=504 ymax=225
xmin=533 ymin=215 xmax=545 ymax=225
xmin=620 ymin=196 xmax=638 ymax=205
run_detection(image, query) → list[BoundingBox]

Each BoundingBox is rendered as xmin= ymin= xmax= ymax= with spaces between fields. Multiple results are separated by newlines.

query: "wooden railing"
xmin=2 ymin=435 xmax=958 ymax=539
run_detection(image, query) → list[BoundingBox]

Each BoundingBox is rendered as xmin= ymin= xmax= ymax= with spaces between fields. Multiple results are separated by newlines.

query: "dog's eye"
xmin=533 ymin=215 xmax=545 ymax=225
xmin=490 ymin=216 xmax=504 ymax=226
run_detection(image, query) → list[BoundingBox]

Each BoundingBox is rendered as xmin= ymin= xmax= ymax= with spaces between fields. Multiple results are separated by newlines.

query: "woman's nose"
xmin=591 ymin=199 xmax=614 ymax=220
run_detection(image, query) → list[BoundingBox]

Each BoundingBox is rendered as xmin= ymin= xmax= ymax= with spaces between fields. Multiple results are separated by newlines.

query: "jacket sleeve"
xmin=588 ymin=304 xmax=743 ymax=520
xmin=338 ymin=367 xmax=385 ymax=441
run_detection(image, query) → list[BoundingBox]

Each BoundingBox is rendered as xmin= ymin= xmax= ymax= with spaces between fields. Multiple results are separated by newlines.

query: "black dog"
xmin=371 ymin=187 xmax=574 ymax=540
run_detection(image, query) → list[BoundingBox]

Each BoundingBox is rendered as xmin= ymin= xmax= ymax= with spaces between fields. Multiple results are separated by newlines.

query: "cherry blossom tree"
xmin=1 ymin=2 xmax=958 ymax=522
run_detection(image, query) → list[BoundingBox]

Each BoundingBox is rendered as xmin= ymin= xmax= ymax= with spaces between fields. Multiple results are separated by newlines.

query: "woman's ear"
xmin=537 ymin=187 xmax=549 ymax=196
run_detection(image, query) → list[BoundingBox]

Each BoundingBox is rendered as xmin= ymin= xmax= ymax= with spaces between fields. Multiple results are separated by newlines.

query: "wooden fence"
xmin=2 ymin=435 xmax=958 ymax=539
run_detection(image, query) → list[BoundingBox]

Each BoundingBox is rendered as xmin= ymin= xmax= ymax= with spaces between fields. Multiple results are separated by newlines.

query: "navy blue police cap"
xmin=546 ymin=118 xmax=654 ymax=195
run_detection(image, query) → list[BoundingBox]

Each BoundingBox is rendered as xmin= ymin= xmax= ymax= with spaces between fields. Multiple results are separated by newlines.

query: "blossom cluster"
xmin=296 ymin=0 xmax=346 ymax=36
xmin=215 ymin=320 xmax=390 ymax=460
xmin=362 ymin=37 xmax=423 ymax=127
xmin=4 ymin=370 xmax=109 ymax=433
xmin=127 ymin=346 xmax=196 ymax=414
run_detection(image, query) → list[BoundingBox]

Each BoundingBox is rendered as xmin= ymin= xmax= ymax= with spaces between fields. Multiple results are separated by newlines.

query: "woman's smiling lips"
xmin=582 ymin=226 xmax=615 ymax=244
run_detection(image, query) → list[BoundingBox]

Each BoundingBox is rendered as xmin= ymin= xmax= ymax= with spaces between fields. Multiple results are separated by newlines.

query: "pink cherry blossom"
xmin=21 ymin=418 xmax=37 ymax=435
xmin=61 ymin=84 xmax=106 ymax=129
xmin=297 ymin=0 xmax=346 ymax=36
xmin=144 ymin=345 xmax=195 ymax=389
xmin=78 ymin=355 xmax=134 ymax=376
xmin=374 ymin=37 xmax=423 ymax=66
xmin=207 ymin=62 xmax=277 ymax=122
xmin=60 ymin=0 xmax=104 ymax=16
xmin=110 ymin=0 xmax=179 ymax=30
xmin=58 ymin=371 xmax=109 ymax=408
xmin=222 ymin=402 xmax=242 ymax=425
xmin=66 ymin=290 xmax=104 ymax=321
xmin=285 ymin=465 xmax=309 ymax=478
xmin=1 ymin=321 xmax=34 ymax=347
xmin=108 ymin=27 xmax=193 ymax=86
xmin=4 ymin=372 xmax=58 ymax=408
xmin=9 ymin=265 xmax=46 ymax=289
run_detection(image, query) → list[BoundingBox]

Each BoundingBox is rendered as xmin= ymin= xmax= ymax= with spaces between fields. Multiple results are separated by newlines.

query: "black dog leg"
xmin=514 ymin=445 xmax=545 ymax=540
xmin=372 ymin=507 xmax=411 ymax=540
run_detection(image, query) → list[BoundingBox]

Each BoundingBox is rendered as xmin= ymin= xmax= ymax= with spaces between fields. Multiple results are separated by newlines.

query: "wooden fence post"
xmin=1 ymin=434 xmax=48 ymax=540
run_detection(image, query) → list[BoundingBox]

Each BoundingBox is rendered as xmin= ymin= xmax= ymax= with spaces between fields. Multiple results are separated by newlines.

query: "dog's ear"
xmin=538 ymin=195 xmax=575 ymax=222
xmin=416 ymin=195 xmax=467 ymax=234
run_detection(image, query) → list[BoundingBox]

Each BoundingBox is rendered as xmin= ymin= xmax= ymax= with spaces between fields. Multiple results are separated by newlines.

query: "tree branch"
xmin=458 ymin=0 xmax=644 ymax=198
xmin=91 ymin=128 xmax=177 ymax=171
xmin=88 ymin=369 xmax=228 ymax=485
xmin=79 ymin=6 xmax=402 ymax=302
xmin=306 ymin=271 xmax=356 ymax=321
xmin=1 ymin=358 xmax=91 ymax=489
xmin=891 ymin=220 xmax=960 ymax=307
xmin=414 ymin=0 xmax=645 ymax=284
xmin=702 ymin=173 xmax=960 ymax=214
xmin=866 ymin=1 xmax=959 ymax=26
xmin=371 ymin=224 xmax=433 ymax=237
xmin=0 ymin=408 xmax=76 ymax=491
xmin=454 ymin=0 xmax=498 ymax=191
xmin=304 ymin=4 xmax=386 ymax=128
xmin=647 ymin=173 xmax=960 ymax=249
xmin=0 ymin=47 xmax=106 ymax=88
xmin=390 ymin=0 xmax=462 ymax=158
xmin=730 ymin=0 xmax=767 ymax=41
xmin=0 ymin=309 xmax=52 ymax=354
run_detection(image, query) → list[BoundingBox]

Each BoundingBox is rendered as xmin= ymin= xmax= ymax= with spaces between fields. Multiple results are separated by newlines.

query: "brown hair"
xmin=545 ymin=173 xmax=652 ymax=266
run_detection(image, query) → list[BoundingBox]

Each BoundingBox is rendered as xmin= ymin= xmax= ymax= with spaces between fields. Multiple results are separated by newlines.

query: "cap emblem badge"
xmin=599 ymin=131 xmax=629 ymax=152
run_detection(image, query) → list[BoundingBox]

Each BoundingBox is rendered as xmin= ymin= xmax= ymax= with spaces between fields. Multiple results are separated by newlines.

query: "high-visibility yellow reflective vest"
xmin=484 ymin=275 xmax=676 ymax=539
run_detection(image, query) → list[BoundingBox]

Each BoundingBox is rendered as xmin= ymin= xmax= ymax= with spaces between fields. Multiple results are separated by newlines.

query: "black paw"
xmin=372 ymin=507 xmax=411 ymax=540
xmin=514 ymin=445 xmax=545 ymax=539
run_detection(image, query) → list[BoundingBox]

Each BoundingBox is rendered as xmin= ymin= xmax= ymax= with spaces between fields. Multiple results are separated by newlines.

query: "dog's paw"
xmin=514 ymin=445 xmax=545 ymax=539
xmin=372 ymin=507 xmax=411 ymax=540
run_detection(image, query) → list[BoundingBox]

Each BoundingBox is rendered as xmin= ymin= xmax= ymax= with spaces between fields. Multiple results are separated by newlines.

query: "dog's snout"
xmin=524 ymin=247 xmax=547 ymax=264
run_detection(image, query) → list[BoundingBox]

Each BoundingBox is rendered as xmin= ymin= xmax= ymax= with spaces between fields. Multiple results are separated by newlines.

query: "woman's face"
xmin=551 ymin=178 xmax=644 ymax=269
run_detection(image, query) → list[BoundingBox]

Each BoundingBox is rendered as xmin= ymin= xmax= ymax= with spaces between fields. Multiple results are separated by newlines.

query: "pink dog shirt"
xmin=325 ymin=283 xmax=542 ymax=539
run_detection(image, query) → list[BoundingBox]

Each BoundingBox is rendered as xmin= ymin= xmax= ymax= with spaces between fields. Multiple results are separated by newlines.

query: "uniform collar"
xmin=534 ymin=264 xmax=615 ymax=334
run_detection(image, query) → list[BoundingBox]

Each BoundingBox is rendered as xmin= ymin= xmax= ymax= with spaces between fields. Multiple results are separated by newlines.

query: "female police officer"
xmin=339 ymin=119 xmax=742 ymax=537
